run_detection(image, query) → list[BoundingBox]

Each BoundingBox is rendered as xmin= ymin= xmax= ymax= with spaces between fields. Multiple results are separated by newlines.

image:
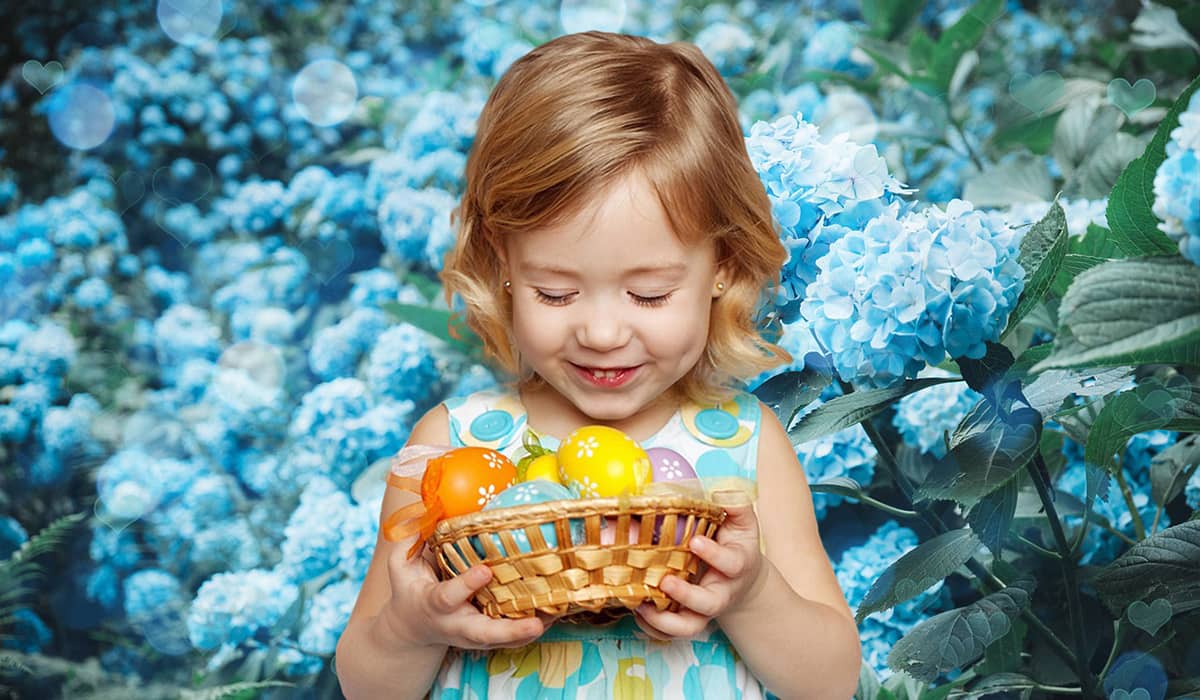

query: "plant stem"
xmin=854 ymin=495 xmax=920 ymax=519
xmin=1016 ymin=534 xmax=1061 ymax=560
xmin=834 ymin=382 xmax=1085 ymax=684
xmin=1029 ymin=452 xmax=1101 ymax=699
xmin=1097 ymin=620 xmax=1125 ymax=685
xmin=1112 ymin=463 xmax=1147 ymax=541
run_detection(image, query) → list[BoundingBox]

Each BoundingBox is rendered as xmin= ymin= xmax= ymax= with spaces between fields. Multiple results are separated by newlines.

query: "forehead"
xmin=505 ymin=172 xmax=712 ymax=275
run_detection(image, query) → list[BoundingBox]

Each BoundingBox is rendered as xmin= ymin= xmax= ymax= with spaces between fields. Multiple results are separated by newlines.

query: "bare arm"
xmin=334 ymin=406 xmax=549 ymax=699
xmin=715 ymin=403 xmax=862 ymax=699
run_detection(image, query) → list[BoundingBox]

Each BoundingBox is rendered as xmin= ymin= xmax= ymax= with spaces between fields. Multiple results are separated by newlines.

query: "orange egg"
xmin=422 ymin=446 xmax=517 ymax=519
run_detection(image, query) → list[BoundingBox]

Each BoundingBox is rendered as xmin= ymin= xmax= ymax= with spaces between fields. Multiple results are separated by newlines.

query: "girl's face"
xmin=503 ymin=170 xmax=727 ymax=433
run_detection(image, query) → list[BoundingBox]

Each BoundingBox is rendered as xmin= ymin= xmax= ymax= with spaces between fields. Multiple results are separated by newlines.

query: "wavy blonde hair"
xmin=441 ymin=31 xmax=790 ymax=405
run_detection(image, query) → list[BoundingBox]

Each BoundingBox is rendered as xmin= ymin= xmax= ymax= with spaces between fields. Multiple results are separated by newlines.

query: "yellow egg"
xmin=557 ymin=426 xmax=651 ymax=498
xmin=523 ymin=454 xmax=563 ymax=484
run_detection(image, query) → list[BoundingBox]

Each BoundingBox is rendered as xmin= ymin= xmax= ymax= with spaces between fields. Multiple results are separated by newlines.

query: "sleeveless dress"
xmin=427 ymin=388 xmax=776 ymax=700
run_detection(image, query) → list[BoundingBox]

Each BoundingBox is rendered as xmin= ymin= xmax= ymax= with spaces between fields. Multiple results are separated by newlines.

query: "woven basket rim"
xmin=430 ymin=494 xmax=724 ymax=540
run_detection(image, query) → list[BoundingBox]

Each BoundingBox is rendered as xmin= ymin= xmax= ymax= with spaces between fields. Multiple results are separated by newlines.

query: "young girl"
xmin=336 ymin=30 xmax=861 ymax=699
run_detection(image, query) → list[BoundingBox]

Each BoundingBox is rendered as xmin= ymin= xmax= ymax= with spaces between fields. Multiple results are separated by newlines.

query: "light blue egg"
xmin=471 ymin=480 xmax=582 ymax=557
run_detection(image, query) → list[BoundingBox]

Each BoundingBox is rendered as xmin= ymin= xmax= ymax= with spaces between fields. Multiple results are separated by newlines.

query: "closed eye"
xmin=630 ymin=292 xmax=673 ymax=307
xmin=534 ymin=290 xmax=574 ymax=306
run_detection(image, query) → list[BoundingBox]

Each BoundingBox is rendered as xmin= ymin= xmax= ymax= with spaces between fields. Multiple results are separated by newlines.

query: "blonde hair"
xmin=441 ymin=31 xmax=791 ymax=405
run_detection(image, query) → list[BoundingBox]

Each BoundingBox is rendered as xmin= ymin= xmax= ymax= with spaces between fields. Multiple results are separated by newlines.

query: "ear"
xmin=713 ymin=263 xmax=731 ymax=299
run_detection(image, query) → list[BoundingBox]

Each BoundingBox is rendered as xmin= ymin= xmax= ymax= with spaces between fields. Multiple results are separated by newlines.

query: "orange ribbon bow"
xmin=381 ymin=444 xmax=452 ymax=559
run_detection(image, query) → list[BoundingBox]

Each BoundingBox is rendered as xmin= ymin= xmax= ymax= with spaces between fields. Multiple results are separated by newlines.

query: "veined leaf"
xmin=1094 ymin=519 xmax=1200 ymax=617
xmin=787 ymin=377 xmax=959 ymax=446
xmin=1031 ymin=257 xmax=1200 ymax=371
xmin=1105 ymin=74 xmax=1200 ymax=256
xmin=1084 ymin=374 xmax=1197 ymax=473
xmin=888 ymin=585 xmax=1031 ymax=683
xmin=751 ymin=357 xmax=833 ymax=430
xmin=1149 ymin=434 xmax=1200 ymax=507
xmin=966 ymin=477 xmax=1018 ymax=557
xmin=856 ymin=529 xmax=981 ymax=623
xmin=1003 ymin=201 xmax=1068 ymax=340
xmin=920 ymin=404 xmax=1041 ymax=508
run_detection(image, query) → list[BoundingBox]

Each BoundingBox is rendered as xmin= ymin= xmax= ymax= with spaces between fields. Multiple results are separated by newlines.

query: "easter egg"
xmin=473 ymin=479 xmax=583 ymax=557
xmin=522 ymin=454 xmax=563 ymax=485
xmin=599 ymin=516 xmax=644 ymax=546
xmin=645 ymin=447 xmax=697 ymax=482
xmin=557 ymin=426 xmax=652 ymax=498
xmin=422 ymin=446 xmax=517 ymax=519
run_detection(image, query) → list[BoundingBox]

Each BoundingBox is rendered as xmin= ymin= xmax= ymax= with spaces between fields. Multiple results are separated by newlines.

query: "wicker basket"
xmin=428 ymin=493 xmax=726 ymax=621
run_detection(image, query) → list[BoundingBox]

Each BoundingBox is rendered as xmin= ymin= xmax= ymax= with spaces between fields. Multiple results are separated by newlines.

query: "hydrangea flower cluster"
xmin=893 ymin=375 xmax=982 ymax=458
xmin=834 ymin=520 xmax=950 ymax=679
xmin=794 ymin=418 xmax=878 ymax=520
xmin=1152 ymin=90 xmax=1200 ymax=265
xmin=799 ymin=200 xmax=1025 ymax=386
xmin=745 ymin=113 xmax=915 ymax=323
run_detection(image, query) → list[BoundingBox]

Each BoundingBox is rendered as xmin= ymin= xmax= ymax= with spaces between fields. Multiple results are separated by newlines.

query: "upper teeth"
xmin=591 ymin=369 xmax=621 ymax=378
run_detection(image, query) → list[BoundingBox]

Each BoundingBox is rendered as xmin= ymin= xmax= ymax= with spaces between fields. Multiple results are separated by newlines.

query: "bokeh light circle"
xmin=560 ymin=0 xmax=627 ymax=34
xmin=47 ymin=84 xmax=115 ymax=151
xmin=292 ymin=59 xmax=358 ymax=127
xmin=156 ymin=0 xmax=223 ymax=46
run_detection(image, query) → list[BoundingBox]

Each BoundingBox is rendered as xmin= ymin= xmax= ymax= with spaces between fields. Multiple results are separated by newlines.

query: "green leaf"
xmin=973 ymin=619 xmax=1027 ymax=678
xmin=1084 ymin=374 xmax=1197 ymax=472
xmin=966 ymin=477 xmax=1018 ymax=557
xmin=856 ymin=529 xmax=981 ymax=623
xmin=861 ymin=0 xmax=923 ymax=40
xmin=1003 ymin=200 xmax=1068 ymax=340
xmin=751 ymin=360 xmax=833 ymax=430
xmin=909 ymin=30 xmax=935 ymax=73
xmin=928 ymin=0 xmax=1004 ymax=92
xmin=1050 ymin=253 xmax=1108 ymax=297
xmin=810 ymin=476 xmax=866 ymax=500
xmin=1031 ymin=257 xmax=1200 ymax=371
xmin=920 ymin=404 xmax=1041 ymax=508
xmin=888 ymin=585 xmax=1031 ymax=683
xmin=380 ymin=302 xmax=483 ymax=357
xmin=950 ymin=672 xmax=1038 ymax=699
xmin=399 ymin=269 xmax=444 ymax=305
xmin=787 ymin=377 xmax=959 ymax=446
xmin=1019 ymin=364 xmax=1134 ymax=419
xmin=858 ymin=43 xmax=910 ymax=80
xmin=1094 ymin=519 xmax=1200 ymax=617
xmin=1149 ymin=434 xmax=1200 ymax=507
xmin=180 ymin=681 xmax=297 ymax=700
xmin=1105 ymin=73 xmax=1200 ymax=256
xmin=992 ymin=111 xmax=1060 ymax=155
xmin=857 ymin=661 xmax=883 ymax=700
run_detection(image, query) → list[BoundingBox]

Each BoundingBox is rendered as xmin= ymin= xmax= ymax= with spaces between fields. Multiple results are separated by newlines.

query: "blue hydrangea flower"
xmin=893 ymin=377 xmax=982 ymax=458
xmin=803 ymin=21 xmax=871 ymax=78
xmin=298 ymin=578 xmax=359 ymax=655
xmin=365 ymin=324 xmax=443 ymax=409
xmin=191 ymin=519 xmax=263 ymax=574
xmin=800 ymin=200 xmax=1025 ymax=386
xmin=153 ymin=304 xmax=222 ymax=385
xmin=280 ymin=476 xmax=354 ymax=582
xmin=0 ymin=608 xmax=52 ymax=654
xmin=835 ymin=520 xmax=949 ymax=679
xmin=694 ymin=22 xmax=756 ymax=76
xmin=795 ymin=420 xmax=877 ymax=520
xmin=123 ymin=568 xmax=185 ymax=621
xmin=289 ymin=378 xmax=372 ymax=439
xmin=1152 ymin=91 xmax=1200 ymax=265
xmin=0 ymin=515 xmax=28 ymax=559
xmin=446 ymin=363 xmax=501 ymax=400
xmin=393 ymin=90 xmax=483 ymax=158
xmin=378 ymin=187 xmax=457 ymax=270
xmin=186 ymin=568 xmax=299 ymax=651
xmin=1186 ymin=467 xmax=1200 ymax=511
xmin=746 ymin=113 xmax=914 ymax=323
xmin=339 ymin=500 xmax=381 ymax=582
xmin=309 ymin=307 xmax=389 ymax=381
xmin=13 ymin=320 xmax=76 ymax=381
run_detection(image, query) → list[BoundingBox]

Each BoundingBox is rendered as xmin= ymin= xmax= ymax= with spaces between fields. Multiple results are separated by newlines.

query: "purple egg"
xmin=646 ymin=447 xmax=697 ymax=482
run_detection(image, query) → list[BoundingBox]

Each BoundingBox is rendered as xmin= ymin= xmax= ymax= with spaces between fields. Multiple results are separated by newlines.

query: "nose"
xmin=574 ymin=299 xmax=631 ymax=352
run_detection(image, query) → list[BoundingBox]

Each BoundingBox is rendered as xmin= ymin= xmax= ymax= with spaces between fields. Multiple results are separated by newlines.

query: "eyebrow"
xmin=521 ymin=262 xmax=688 ymax=277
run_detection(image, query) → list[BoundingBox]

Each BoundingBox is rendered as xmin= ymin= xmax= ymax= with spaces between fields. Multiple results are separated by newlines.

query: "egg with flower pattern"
xmin=472 ymin=479 xmax=583 ymax=557
xmin=557 ymin=426 xmax=652 ymax=498
xmin=421 ymin=446 xmax=517 ymax=520
xmin=645 ymin=447 xmax=697 ymax=483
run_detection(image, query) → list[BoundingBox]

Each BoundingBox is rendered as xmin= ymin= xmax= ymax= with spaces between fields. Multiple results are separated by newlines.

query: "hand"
xmin=376 ymin=540 xmax=553 ymax=651
xmin=633 ymin=493 xmax=768 ymax=640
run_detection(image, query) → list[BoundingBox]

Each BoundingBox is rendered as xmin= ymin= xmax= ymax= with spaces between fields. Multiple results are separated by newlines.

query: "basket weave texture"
xmin=428 ymin=493 xmax=726 ymax=621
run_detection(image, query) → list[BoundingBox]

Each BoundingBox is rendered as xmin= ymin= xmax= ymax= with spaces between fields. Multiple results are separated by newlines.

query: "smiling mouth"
xmin=572 ymin=364 xmax=639 ymax=387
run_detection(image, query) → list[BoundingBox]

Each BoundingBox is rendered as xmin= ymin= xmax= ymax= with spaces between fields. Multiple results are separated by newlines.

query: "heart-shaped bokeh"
xmin=22 ymin=60 xmax=65 ymax=95
xmin=1108 ymin=78 xmax=1157 ymax=118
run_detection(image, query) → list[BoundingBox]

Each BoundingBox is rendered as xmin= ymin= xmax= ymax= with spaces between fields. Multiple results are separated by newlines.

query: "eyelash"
xmin=534 ymin=290 xmax=674 ymax=308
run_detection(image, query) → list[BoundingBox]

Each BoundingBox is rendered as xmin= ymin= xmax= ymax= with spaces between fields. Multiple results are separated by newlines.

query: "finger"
xmin=688 ymin=536 xmax=750 ymax=579
xmin=714 ymin=501 xmax=759 ymax=533
xmin=636 ymin=601 xmax=709 ymax=639
xmin=659 ymin=574 xmax=725 ymax=618
xmin=431 ymin=565 xmax=493 ymax=613
xmin=457 ymin=614 xmax=546 ymax=649
xmin=632 ymin=606 xmax=673 ymax=641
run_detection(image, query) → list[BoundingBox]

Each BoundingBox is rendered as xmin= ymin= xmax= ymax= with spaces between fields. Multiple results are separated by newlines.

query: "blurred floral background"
xmin=1 ymin=0 xmax=1199 ymax=698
